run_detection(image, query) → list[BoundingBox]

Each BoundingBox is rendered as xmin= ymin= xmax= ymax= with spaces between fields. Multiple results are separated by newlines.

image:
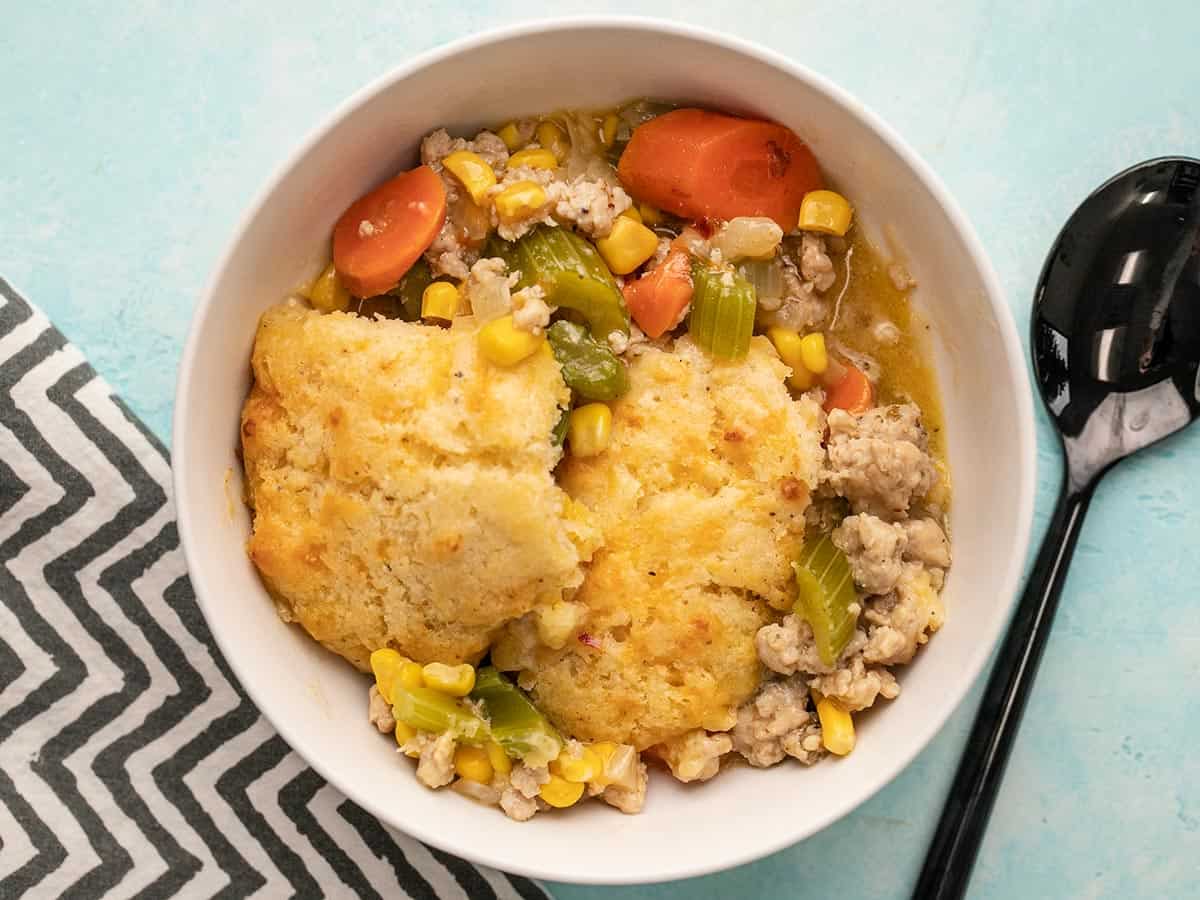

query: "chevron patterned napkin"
xmin=0 ymin=279 xmax=550 ymax=900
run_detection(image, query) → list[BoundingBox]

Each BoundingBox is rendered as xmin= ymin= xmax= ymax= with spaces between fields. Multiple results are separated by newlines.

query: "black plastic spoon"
xmin=914 ymin=157 xmax=1200 ymax=899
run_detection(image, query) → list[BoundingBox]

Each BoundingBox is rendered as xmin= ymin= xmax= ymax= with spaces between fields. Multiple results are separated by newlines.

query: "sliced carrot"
xmin=332 ymin=165 xmax=446 ymax=297
xmin=617 ymin=109 xmax=823 ymax=229
xmin=621 ymin=249 xmax=694 ymax=338
xmin=823 ymin=362 xmax=874 ymax=414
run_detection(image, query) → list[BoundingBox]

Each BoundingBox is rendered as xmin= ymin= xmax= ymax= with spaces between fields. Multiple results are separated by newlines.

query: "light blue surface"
xmin=3 ymin=2 xmax=1198 ymax=897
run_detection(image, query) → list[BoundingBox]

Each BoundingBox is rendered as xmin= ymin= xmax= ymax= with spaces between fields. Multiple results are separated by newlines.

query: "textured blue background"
xmin=4 ymin=3 xmax=1198 ymax=897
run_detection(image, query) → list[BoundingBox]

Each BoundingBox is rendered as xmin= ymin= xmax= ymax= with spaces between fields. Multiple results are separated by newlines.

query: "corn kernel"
xmin=799 ymin=332 xmax=828 ymax=375
xmin=539 ymin=773 xmax=585 ymax=808
xmin=485 ymin=740 xmax=513 ymax=776
xmin=766 ymin=326 xmax=814 ymax=391
xmin=421 ymin=662 xmax=476 ymax=697
xmin=507 ymin=148 xmax=558 ymax=171
xmin=308 ymin=262 xmax=351 ymax=313
xmin=701 ymin=707 xmax=738 ymax=732
xmin=493 ymin=180 xmax=548 ymax=224
xmin=370 ymin=648 xmax=406 ymax=704
xmin=441 ymin=150 xmax=497 ymax=205
xmin=394 ymin=720 xmax=418 ymax=754
xmin=568 ymin=403 xmax=612 ymax=458
xmin=815 ymin=693 xmax=856 ymax=756
xmin=600 ymin=113 xmax=619 ymax=148
xmin=421 ymin=282 xmax=460 ymax=321
xmin=496 ymin=121 xmax=524 ymax=151
xmin=638 ymin=203 xmax=664 ymax=227
xmin=595 ymin=216 xmax=659 ymax=275
xmin=453 ymin=745 xmax=494 ymax=783
xmin=397 ymin=659 xmax=424 ymax=691
xmin=551 ymin=745 xmax=603 ymax=783
xmin=619 ymin=205 xmax=643 ymax=224
xmin=535 ymin=121 xmax=569 ymax=162
xmin=477 ymin=314 xmax=544 ymax=367
xmin=798 ymin=190 xmax=854 ymax=236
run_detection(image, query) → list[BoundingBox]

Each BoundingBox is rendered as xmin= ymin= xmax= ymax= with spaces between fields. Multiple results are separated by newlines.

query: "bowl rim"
xmin=173 ymin=14 xmax=1037 ymax=884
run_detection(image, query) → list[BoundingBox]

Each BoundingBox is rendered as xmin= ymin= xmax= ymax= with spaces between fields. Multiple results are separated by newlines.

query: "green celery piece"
xmin=688 ymin=263 xmax=757 ymax=359
xmin=391 ymin=684 xmax=488 ymax=743
xmin=793 ymin=534 xmax=860 ymax=667
xmin=551 ymin=406 xmax=571 ymax=446
xmin=470 ymin=667 xmax=562 ymax=767
xmin=483 ymin=235 xmax=520 ymax=271
xmin=546 ymin=320 xmax=630 ymax=401
xmin=512 ymin=227 xmax=630 ymax=339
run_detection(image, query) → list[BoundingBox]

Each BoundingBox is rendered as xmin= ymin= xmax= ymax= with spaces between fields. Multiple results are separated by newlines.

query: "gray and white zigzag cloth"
xmin=0 ymin=279 xmax=549 ymax=900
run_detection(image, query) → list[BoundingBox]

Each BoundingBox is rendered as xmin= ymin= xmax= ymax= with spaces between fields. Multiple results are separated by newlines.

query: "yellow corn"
xmin=536 ymin=121 xmax=569 ymax=162
xmin=551 ymin=745 xmax=603 ymax=783
xmin=441 ymin=150 xmax=497 ymax=205
xmin=507 ymin=148 xmax=558 ymax=171
xmin=421 ymin=662 xmax=476 ymax=697
xmin=619 ymin=205 xmax=643 ymax=224
xmin=701 ymin=707 xmax=738 ymax=732
xmin=478 ymin=314 xmax=544 ymax=366
xmin=493 ymin=180 xmax=548 ymax=224
xmin=308 ymin=262 xmax=351 ymax=313
xmin=766 ymin=326 xmax=814 ymax=391
xmin=496 ymin=121 xmax=525 ymax=152
xmin=638 ymin=203 xmax=664 ymax=227
xmin=539 ymin=773 xmax=585 ymax=808
xmin=568 ymin=403 xmax=612 ymax=458
xmin=397 ymin=659 xmax=424 ymax=691
xmin=595 ymin=216 xmax=659 ymax=275
xmin=600 ymin=113 xmax=619 ymax=147
xmin=798 ymin=190 xmax=854 ymax=236
xmin=421 ymin=282 xmax=460 ymax=321
xmin=799 ymin=332 xmax=828 ymax=374
xmin=370 ymin=648 xmax=407 ymax=704
xmin=815 ymin=693 xmax=855 ymax=756
xmin=485 ymin=740 xmax=513 ymax=776
xmin=394 ymin=720 xmax=418 ymax=754
xmin=453 ymin=745 xmax=494 ymax=783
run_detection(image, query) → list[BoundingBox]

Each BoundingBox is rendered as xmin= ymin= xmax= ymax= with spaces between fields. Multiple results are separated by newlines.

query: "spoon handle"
xmin=913 ymin=476 xmax=1096 ymax=899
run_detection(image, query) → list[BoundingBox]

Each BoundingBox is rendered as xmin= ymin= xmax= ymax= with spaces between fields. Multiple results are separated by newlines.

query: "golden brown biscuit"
xmin=241 ymin=303 xmax=598 ymax=670
xmin=492 ymin=337 xmax=825 ymax=748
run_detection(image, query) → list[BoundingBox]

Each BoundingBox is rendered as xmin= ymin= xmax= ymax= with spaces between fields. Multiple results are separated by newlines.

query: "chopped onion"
xmin=737 ymin=259 xmax=786 ymax=303
xmin=711 ymin=217 xmax=784 ymax=262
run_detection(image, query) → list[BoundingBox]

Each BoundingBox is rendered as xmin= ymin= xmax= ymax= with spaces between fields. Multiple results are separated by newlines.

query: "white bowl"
xmin=174 ymin=17 xmax=1036 ymax=885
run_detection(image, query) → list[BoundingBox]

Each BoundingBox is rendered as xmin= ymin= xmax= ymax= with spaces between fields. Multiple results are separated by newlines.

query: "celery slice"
xmin=793 ymin=534 xmax=860 ymax=667
xmin=391 ymin=684 xmax=488 ymax=743
xmin=688 ymin=263 xmax=757 ymax=359
xmin=551 ymin=407 xmax=570 ymax=446
xmin=470 ymin=667 xmax=562 ymax=767
xmin=547 ymin=320 xmax=629 ymax=401
xmin=511 ymin=227 xmax=630 ymax=338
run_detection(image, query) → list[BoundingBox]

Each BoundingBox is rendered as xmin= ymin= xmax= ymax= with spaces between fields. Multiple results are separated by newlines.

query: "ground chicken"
xmin=808 ymin=655 xmax=900 ymax=712
xmin=902 ymin=518 xmax=952 ymax=569
xmin=833 ymin=513 xmax=908 ymax=595
xmin=420 ymin=127 xmax=509 ymax=171
xmin=757 ymin=258 xmax=829 ymax=330
xmin=511 ymin=285 xmax=552 ymax=334
xmin=655 ymin=729 xmax=732 ymax=783
xmin=499 ymin=788 xmax=539 ymax=822
xmin=415 ymin=731 xmax=456 ymax=788
xmin=732 ymin=677 xmax=825 ymax=767
xmin=367 ymin=685 xmax=395 ymax=733
xmin=509 ymin=764 xmax=550 ymax=798
xmin=240 ymin=305 xmax=600 ymax=669
xmin=800 ymin=234 xmax=837 ymax=292
xmin=825 ymin=404 xmax=937 ymax=520
xmin=603 ymin=760 xmax=648 ymax=814
xmin=756 ymin=614 xmax=867 ymax=677
xmin=487 ymin=163 xmax=631 ymax=241
xmin=493 ymin=337 xmax=825 ymax=749
xmin=862 ymin=564 xmax=945 ymax=665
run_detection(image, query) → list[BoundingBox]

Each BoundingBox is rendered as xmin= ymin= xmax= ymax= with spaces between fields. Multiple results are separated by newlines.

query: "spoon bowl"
xmin=916 ymin=156 xmax=1200 ymax=899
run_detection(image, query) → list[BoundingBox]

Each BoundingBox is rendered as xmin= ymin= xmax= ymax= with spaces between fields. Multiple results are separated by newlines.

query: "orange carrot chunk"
xmin=621 ymin=249 xmax=694 ymax=338
xmin=823 ymin=362 xmax=874 ymax=414
xmin=617 ymin=109 xmax=823 ymax=230
xmin=332 ymin=165 xmax=447 ymax=298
